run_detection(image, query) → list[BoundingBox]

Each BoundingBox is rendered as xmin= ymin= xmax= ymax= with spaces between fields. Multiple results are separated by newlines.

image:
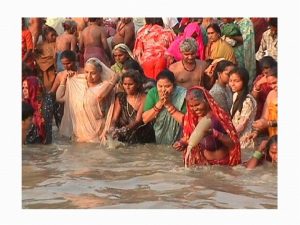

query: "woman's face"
xmin=61 ymin=57 xmax=76 ymax=71
xmin=114 ymin=49 xmax=128 ymax=64
xmin=22 ymin=80 xmax=29 ymax=99
xmin=207 ymin=27 xmax=220 ymax=42
xmin=188 ymin=98 xmax=209 ymax=117
xmin=46 ymin=31 xmax=57 ymax=43
xmin=267 ymin=75 xmax=278 ymax=92
xmin=85 ymin=63 xmax=101 ymax=84
xmin=219 ymin=65 xmax=234 ymax=84
xmin=262 ymin=67 xmax=272 ymax=76
xmin=229 ymin=73 xmax=244 ymax=93
xmin=157 ymin=78 xmax=174 ymax=98
xmin=269 ymin=143 xmax=277 ymax=163
xmin=122 ymin=77 xmax=137 ymax=95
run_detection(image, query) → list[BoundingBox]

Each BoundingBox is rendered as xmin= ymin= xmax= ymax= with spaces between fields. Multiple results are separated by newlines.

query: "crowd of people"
xmin=22 ymin=17 xmax=278 ymax=169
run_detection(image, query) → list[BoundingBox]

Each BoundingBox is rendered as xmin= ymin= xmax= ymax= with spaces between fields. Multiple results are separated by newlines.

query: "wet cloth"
xmin=23 ymin=76 xmax=53 ymax=144
xmin=114 ymin=92 xmax=155 ymax=144
xmin=57 ymin=61 xmax=115 ymax=143
xmin=144 ymin=86 xmax=186 ymax=144
xmin=182 ymin=86 xmax=241 ymax=167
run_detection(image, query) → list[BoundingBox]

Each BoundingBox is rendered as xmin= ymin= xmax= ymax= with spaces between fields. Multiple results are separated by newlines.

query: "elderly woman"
xmin=173 ymin=86 xmax=241 ymax=167
xmin=142 ymin=69 xmax=186 ymax=144
xmin=56 ymin=57 xmax=119 ymax=143
xmin=205 ymin=23 xmax=236 ymax=64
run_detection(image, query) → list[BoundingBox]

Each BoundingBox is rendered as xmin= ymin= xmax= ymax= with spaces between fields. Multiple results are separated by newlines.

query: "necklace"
xmin=182 ymin=60 xmax=196 ymax=72
xmin=126 ymin=93 xmax=140 ymax=117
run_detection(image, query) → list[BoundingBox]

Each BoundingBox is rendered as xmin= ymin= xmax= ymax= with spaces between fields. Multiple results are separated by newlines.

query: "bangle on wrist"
xmin=153 ymin=105 xmax=161 ymax=112
xmin=252 ymin=150 xmax=263 ymax=160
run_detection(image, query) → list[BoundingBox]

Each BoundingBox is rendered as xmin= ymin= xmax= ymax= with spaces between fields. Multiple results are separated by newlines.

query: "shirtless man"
xmin=55 ymin=20 xmax=78 ymax=72
xmin=111 ymin=18 xmax=135 ymax=50
xmin=28 ymin=17 xmax=45 ymax=50
xmin=169 ymin=38 xmax=211 ymax=90
xmin=80 ymin=18 xmax=111 ymax=66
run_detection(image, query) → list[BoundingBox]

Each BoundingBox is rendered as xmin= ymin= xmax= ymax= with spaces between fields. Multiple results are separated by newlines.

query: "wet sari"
xmin=56 ymin=61 xmax=115 ymax=143
xmin=182 ymin=86 xmax=241 ymax=167
xmin=115 ymin=92 xmax=155 ymax=144
xmin=23 ymin=76 xmax=53 ymax=144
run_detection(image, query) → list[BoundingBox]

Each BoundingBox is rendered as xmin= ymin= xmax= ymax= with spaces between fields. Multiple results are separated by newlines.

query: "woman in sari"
xmin=251 ymin=56 xmax=277 ymax=120
xmin=166 ymin=22 xmax=205 ymax=64
xmin=250 ymin=66 xmax=278 ymax=139
xmin=110 ymin=69 xmax=155 ymax=144
xmin=142 ymin=69 xmax=186 ymax=144
xmin=173 ymin=86 xmax=240 ymax=167
xmin=56 ymin=57 xmax=119 ymax=143
xmin=22 ymin=76 xmax=53 ymax=144
xmin=111 ymin=43 xmax=135 ymax=74
xmin=205 ymin=23 xmax=236 ymax=64
xmin=133 ymin=18 xmax=175 ymax=80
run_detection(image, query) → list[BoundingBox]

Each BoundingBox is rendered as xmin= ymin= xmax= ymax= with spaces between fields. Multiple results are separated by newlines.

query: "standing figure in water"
xmin=56 ymin=57 xmax=119 ymax=143
xmin=110 ymin=69 xmax=155 ymax=144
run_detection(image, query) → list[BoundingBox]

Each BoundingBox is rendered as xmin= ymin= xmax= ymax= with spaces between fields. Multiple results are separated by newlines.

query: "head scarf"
xmin=183 ymin=86 xmax=241 ymax=166
xmin=112 ymin=43 xmax=135 ymax=60
xmin=167 ymin=22 xmax=205 ymax=61
xmin=23 ymin=76 xmax=46 ymax=141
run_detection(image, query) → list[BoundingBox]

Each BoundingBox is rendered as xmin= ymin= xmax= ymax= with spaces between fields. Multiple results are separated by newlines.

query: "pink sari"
xmin=167 ymin=22 xmax=205 ymax=61
xmin=57 ymin=61 xmax=115 ymax=143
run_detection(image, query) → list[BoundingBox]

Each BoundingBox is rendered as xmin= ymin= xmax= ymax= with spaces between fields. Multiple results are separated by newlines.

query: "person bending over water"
xmin=173 ymin=86 xmax=241 ymax=167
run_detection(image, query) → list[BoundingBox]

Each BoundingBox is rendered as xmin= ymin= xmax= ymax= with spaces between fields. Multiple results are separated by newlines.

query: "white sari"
xmin=56 ymin=61 xmax=115 ymax=143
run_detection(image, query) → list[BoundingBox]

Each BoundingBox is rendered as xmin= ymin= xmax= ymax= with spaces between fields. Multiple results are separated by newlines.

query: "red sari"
xmin=182 ymin=86 xmax=241 ymax=166
xmin=23 ymin=76 xmax=46 ymax=142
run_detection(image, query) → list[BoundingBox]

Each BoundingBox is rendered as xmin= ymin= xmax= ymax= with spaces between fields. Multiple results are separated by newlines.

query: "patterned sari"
xmin=23 ymin=76 xmax=53 ymax=144
xmin=182 ymin=86 xmax=241 ymax=166
xmin=133 ymin=24 xmax=175 ymax=79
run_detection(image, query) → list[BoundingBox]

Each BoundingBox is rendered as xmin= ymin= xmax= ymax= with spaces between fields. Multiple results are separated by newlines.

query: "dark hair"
xmin=269 ymin=18 xmax=277 ymax=28
xmin=123 ymin=59 xmax=147 ymax=83
xmin=42 ymin=25 xmax=57 ymax=40
xmin=259 ymin=56 xmax=277 ymax=70
xmin=206 ymin=23 xmax=222 ymax=36
xmin=264 ymin=135 xmax=278 ymax=162
xmin=230 ymin=67 xmax=249 ymax=117
xmin=88 ymin=18 xmax=98 ymax=22
xmin=145 ymin=17 xmax=164 ymax=26
xmin=22 ymin=101 xmax=34 ymax=121
xmin=121 ymin=69 xmax=144 ymax=93
xmin=186 ymin=88 xmax=207 ymax=103
xmin=60 ymin=50 xmax=77 ymax=62
xmin=156 ymin=69 xmax=176 ymax=85
xmin=213 ymin=60 xmax=235 ymax=80
xmin=267 ymin=66 xmax=277 ymax=78
xmin=123 ymin=59 xmax=143 ymax=74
